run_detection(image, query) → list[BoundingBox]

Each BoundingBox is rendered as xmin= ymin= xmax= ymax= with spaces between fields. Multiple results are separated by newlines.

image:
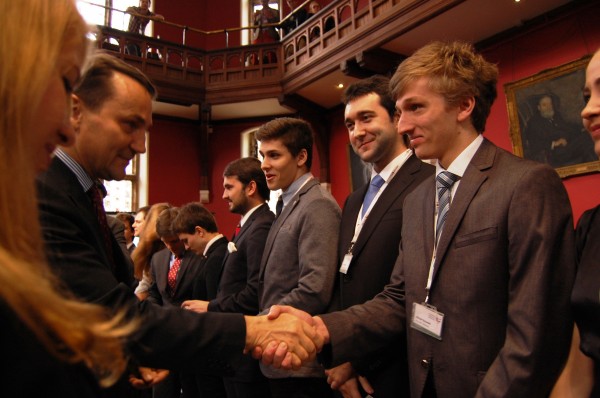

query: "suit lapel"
xmin=174 ymin=250 xmax=192 ymax=289
xmin=260 ymin=179 xmax=319 ymax=278
xmin=352 ymin=156 xmax=423 ymax=257
xmin=431 ymin=139 xmax=495 ymax=281
xmin=49 ymin=159 xmax=125 ymax=276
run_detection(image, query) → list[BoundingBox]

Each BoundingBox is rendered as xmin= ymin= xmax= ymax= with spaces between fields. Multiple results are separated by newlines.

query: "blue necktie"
xmin=362 ymin=174 xmax=385 ymax=218
xmin=436 ymin=171 xmax=459 ymax=244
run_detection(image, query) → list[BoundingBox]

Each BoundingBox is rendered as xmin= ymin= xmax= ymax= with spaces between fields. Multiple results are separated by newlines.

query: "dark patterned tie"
xmin=436 ymin=171 xmax=459 ymax=244
xmin=168 ymin=256 xmax=182 ymax=296
xmin=361 ymin=174 xmax=385 ymax=218
xmin=88 ymin=183 xmax=115 ymax=270
xmin=275 ymin=195 xmax=283 ymax=217
xmin=233 ymin=224 xmax=241 ymax=239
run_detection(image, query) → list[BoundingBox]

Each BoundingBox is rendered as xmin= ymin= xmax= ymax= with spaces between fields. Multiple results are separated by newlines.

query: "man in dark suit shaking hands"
xmin=325 ymin=75 xmax=433 ymax=397
xmin=36 ymin=52 xmax=324 ymax=396
xmin=268 ymin=41 xmax=576 ymax=398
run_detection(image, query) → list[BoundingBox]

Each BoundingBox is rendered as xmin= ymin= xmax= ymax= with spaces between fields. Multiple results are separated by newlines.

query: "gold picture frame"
xmin=504 ymin=55 xmax=600 ymax=178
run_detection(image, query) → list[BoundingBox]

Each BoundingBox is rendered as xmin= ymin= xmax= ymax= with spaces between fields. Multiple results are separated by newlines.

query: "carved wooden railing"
xmin=93 ymin=0 xmax=466 ymax=106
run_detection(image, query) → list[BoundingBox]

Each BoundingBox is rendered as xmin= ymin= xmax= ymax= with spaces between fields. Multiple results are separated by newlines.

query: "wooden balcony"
xmin=94 ymin=0 xmax=465 ymax=107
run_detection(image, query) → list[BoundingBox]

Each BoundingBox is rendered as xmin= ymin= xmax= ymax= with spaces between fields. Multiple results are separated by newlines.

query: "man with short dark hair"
xmin=256 ymin=117 xmax=341 ymax=398
xmin=172 ymin=202 xmax=228 ymax=302
xmin=147 ymin=207 xmax=225 ymax=398
xmin=182 ymin=157 xmax=274 ymax=398
xmin=36 ymin=52 xmax=322 ymax=397
xmin=324 ymin=75 xmax=433 ymax=397
xmin=125 ymin=0 xmax=164 ymax=56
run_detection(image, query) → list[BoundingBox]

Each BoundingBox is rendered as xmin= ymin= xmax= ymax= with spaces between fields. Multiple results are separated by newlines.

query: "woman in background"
xmin=551 ymin=49 xmax=600 ymax=398
xmin=0 ymin=0 xmax=134 ymax=396
xmin=132 ymin=202 xmax=171 ymax=300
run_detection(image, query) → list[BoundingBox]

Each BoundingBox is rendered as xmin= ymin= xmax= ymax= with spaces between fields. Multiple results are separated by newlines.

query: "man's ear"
xmin=194 ymin=226 xmax=205 ymax=236
xmin=70 ymin=94 xmax=83 ymax=132
xmin=457 ymin=96 xmax=475 ymax=123
xmin=296 ymin=148 xmax=308 ymax=168
xmin=245 ymin=180 xmax=257 ymax=196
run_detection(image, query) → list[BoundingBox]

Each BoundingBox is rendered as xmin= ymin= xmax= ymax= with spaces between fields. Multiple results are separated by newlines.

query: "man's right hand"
xmin=244 ymin=311 xmax=324 ymax=370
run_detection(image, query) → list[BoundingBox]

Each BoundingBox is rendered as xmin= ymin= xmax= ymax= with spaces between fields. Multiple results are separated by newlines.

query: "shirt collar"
xmin=281 ymin=172 xmax=312 ymax=207
xmin=369 ymin=149 xmax=413 ymax=182
xmin=240 ymin=203 xmax=264 ymax=227
xmin=203 ymin=233 xmax=224 ymax=256
xmin=436 ymin=134 xmax=484 ymax=178
xmin=55 ymin=148 xmax=96 ymax=192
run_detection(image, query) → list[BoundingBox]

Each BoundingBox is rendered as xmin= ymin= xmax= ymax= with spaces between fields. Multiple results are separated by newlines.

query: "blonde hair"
xmin=133 ymin=203 xmax=171 ymax=279
xmin=0 ymin=0 xmax=134 ymax=387
xmin=390 ymin=41 xmax=498 ymax=133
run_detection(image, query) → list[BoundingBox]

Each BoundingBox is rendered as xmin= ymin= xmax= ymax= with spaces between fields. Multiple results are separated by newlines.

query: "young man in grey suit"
xmin=267 ymin=41 xmax=576 ymax=398
xmin=182 ymin=157 xmax=274 ymax=398
xmin=257 ymin=118 xmax=341 ymax=397
xmin=325 ymin=75 xmax=434 ymax=397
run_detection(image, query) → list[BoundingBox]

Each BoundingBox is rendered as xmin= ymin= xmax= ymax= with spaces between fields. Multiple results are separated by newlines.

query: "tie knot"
xmin=436 ymin=171 xmax=458 ymax=189
xmin=275 ymin=196 xmax=284 ymax=217
xmin=370 ymin=174 xmax=385 ymax=189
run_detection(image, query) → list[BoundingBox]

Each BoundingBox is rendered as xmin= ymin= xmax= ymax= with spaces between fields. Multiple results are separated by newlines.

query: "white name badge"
xmin=410 ymin=302 xmax=444 ymax=340
xmin=339 ymin=253 xmax=353 ymax=274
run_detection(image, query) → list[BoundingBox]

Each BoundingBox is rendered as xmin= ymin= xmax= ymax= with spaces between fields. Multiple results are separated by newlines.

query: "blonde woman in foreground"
xmin=0 ymin=0 xmax=135 ymax=396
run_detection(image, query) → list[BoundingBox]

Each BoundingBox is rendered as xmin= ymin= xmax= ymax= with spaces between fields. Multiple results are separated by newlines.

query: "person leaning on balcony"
xmin=252 ymin=0 xmax=280 ymax=44
xmin=125 ymin=0 xmax=164 ymax=56
xmin=281 ymin=0 xmax=308 ymax=36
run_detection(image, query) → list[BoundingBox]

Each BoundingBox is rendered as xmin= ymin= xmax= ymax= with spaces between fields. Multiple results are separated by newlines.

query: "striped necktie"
xmin=435 ymin=171 xmax=459 ymax=244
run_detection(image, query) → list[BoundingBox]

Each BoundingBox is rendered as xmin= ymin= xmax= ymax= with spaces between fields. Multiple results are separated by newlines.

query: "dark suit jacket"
xmin=36 ymin=158 xmax=245 ymax=376
xmin=193 ymin=236 xmax=228 ymax=301
xmin=107 ymin=215 xmax=135 ymax=288
xmin=321 ymin=139 xmax=576 ymax=398
xmin=209 ymin=203 xmax=274 ymax=314
xmin=1 ymin=303 xmax=100 ymax=397
xmin=147 ymin=248 xmax=206 ymax=307
xmin=208 ymin=204 xmax=274 ymax=383
xmin=329 ymin=154 xmax=433 ymax=397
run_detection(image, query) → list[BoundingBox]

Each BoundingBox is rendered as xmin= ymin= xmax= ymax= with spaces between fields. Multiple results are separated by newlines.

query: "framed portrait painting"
xmin=504 ymin=55 xmax=600 ymax=178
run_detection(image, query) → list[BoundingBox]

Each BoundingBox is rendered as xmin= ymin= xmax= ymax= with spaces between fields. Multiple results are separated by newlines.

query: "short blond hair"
xmin=390 ymin=41 xmax=498 ymax=133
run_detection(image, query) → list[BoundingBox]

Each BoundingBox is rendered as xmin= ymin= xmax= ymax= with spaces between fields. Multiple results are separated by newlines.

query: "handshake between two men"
xmin=244 ymin=305 xmax=329 ymax=370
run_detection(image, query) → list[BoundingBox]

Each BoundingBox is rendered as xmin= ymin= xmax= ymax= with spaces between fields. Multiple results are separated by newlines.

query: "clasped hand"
xmin=245 ymin=305 xmax=330 ymax=370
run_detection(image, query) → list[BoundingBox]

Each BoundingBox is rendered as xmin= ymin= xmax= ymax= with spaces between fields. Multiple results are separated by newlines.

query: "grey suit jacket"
xmin=147 ymin=248 xmax=205 ymax=307
xmin=259 ymin=177 xmax=341 ymax=378
xmin=329 ymin=154 xmax=433 ymax=396
xmin=321 ymin=139 xmax=576 ymax=398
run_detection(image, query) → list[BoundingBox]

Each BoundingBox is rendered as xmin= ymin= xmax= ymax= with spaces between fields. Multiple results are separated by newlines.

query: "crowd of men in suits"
xmin=34 ymin=40 xmax=582 ymax=398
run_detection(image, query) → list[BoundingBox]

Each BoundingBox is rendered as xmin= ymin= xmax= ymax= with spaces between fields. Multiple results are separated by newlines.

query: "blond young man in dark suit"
xmin=267 ymin=41 xmax=576 ymax=398
xmin=326 ymin=75 xmax=433 ymax=397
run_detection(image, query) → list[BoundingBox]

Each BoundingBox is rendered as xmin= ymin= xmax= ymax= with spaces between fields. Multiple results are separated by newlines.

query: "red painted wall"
xmin=481 ymin=4 xmax=600 ymax=223
xmin=155 ymin=0 xmax=240 ymax=50
xmin=147 ymin=118 xmax=203 ymax=206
